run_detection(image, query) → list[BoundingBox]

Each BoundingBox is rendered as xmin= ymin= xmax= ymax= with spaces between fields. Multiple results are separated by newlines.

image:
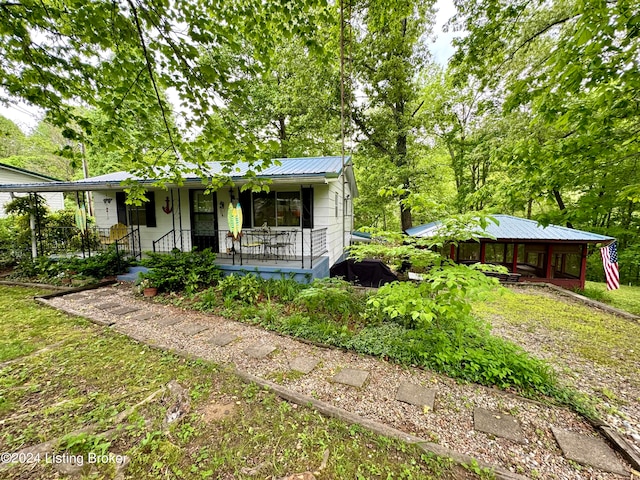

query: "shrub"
xmin=0 ymin=216 xmax=27 ymax=268
xmin=12 ymin=247 xmax=132 ymax=283
xmin=194 ymin=287 xmax=219 ymax=312
xmin=295 ymin=278 xmax=365 ymax=320
xmin=217 ymin=274 xmax=261 ymax=304
xmin=140 ymin=249 xmax=221 ymax=293
xmin=259 ymin=274 xmax=306 ymax=302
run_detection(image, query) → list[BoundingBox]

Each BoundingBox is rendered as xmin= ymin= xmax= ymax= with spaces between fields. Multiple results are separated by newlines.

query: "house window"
xmin=115 ymin=191 xmax=156 ymax=227
xmin=252 ymin=191 xmax=301 ymax=227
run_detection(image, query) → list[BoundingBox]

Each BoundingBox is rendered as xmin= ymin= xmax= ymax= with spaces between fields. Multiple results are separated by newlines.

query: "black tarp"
xmin=330 ymin=259 xmax=398 ymax=287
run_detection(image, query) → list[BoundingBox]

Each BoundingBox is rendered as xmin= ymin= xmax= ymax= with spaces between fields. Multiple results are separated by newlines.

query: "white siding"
xmin=0 ymin=168 xmax=64 ymax=218
xmin=91 ymin=176 xmax=355 ymax=266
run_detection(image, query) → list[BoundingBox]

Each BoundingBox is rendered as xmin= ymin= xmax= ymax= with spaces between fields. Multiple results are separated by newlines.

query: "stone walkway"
xmin=41 ymin=285 xmax=634 ymax=480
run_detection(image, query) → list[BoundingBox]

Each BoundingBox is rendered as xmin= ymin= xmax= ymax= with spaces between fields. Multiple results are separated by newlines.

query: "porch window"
xmin=252 ymin=191 xmax=301 ymax=227
xmin=116 ymin=191 xmax=156 ymax=227
xmin=458 ymin=242 xmax=480 ymax=262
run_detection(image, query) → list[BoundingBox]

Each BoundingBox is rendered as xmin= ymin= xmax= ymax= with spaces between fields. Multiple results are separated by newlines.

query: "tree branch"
xmin=504 ymin=15 xmax=578 ymax=66
xmin=352 ymin=111 xmax=391 ymax=155
xmin=411 ymin=100 xmax=424 ymax=118
xmin=127 ymin=0 xmax=179 ymax=159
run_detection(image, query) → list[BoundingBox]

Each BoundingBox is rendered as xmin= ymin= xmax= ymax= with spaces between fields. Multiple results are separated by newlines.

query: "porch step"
xmin=117 ymin=266 xmax=149 ymax=283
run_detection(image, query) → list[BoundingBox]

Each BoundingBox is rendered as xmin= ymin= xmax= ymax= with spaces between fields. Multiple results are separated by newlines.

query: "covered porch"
xmin=151 ymin=226 xmax=328 ymax=270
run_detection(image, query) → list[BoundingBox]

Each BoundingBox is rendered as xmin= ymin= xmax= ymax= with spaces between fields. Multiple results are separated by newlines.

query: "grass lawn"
xmin=0 ymin=286 xmax=483 ymax=480
xmin=583 ymin=281 xmax=640 ymax=316
xmin=473 ymin=286 xmax=640 ymax=378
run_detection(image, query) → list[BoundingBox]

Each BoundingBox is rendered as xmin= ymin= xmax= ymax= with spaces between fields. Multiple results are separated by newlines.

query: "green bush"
xmin=0 ymin=217 xmax=27 ymax=268
xmin=12 ymin=247 xmax=131 ymax=283
xmin=140 ymin=249 xmax=221 ymax=293
xmin=259 ymin=274 xmax=306 ymax=302
xmin=295 ymin=278 xmax=365 ymax=321
xmin=217 ymin=274 xmax=261 ymax=304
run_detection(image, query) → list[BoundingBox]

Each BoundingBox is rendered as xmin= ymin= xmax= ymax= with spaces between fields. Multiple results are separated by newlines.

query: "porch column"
xmin=480 ymin=242 xmax=486 ymax=263
xmin=449 ymin=244 xmax=455 ymax=260
xmin=579 ymin=244 xmax=588 ymax=289
xmin=512 ymin=244 xmax=518 ymax=273
xmin=545 ymin=244 xmax=554 ymax=279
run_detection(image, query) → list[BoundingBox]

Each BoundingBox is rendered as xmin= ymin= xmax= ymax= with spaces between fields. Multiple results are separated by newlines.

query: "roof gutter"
xmin=0 ymin=174 xmax=332 ymax=193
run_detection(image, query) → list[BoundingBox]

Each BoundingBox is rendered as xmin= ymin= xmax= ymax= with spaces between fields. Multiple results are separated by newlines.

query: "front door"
xmin=190 ymin=190 xmax=218 ymax=252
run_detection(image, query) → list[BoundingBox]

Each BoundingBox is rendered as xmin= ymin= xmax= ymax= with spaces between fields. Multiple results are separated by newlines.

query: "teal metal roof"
xmin=406 ymin=215 xmax=614 ymax=243
xmin=79 ymin=156 xmax=350 ymax=183
xmin=0 ymin=156 xmax=357 ymax=194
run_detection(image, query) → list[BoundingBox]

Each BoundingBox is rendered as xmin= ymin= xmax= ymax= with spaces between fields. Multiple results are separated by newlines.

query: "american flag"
xmin=600 ymin=242 xmax=620 ymax=291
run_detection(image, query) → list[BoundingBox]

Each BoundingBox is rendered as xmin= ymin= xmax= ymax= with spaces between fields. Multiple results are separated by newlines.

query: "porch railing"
xmin=152 ymin=227 xmax=328 ymax=269
xmin=37 ymin=225 xmax=141 ymax=261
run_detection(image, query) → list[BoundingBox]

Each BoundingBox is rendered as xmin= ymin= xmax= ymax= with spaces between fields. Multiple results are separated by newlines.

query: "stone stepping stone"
xmin=131 ymin=311 xmax=157 ymax=322
xmin=91 ymin=290 xmax=115 ymax=298
xmin=474 ymin=407 xmax=526 ymax=444
xmin=65 ymin=293 xmax=88 ymax=301
xmin=176 ymin=323 xmax=209 ymax=336
xmin=552 ymin=427 xmax=627 ymax=475
xmin=94 ymin=302 xmax=120 ymax=310
xmin=289 ymin=356 xmax=320 ymax=374
xmin=154 ymin=317 xmax=182 ymax=327
xmin=244 ymin=344 xmax=276 ymax=359
xmin=396 ymin=382 xmax=436 ymax=409
xmin=111 ymin=306 xmax=139 ymax=316
xmin=209 ymin=333 xmax=238 ymax=347
xmin=332 ymin=368 xmax=369 ymax=388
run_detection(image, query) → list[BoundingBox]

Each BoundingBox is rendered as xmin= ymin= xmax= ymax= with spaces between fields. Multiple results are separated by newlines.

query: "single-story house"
xmin=0 ymin=156 xmax=357 ymax=280
xmin=0 ymin=162 xmax=64 ymax=217
xmin=406 ymin=214 xmax=614 ymax=289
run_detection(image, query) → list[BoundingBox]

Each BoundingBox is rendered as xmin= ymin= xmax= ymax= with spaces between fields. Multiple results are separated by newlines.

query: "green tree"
xmin=201 ymin=37 xmax=341 ymax=159
xmin=351 ymin=0 xmax=436 ymax=231
xmin=0 ymin=0 xmax=329 ymax=182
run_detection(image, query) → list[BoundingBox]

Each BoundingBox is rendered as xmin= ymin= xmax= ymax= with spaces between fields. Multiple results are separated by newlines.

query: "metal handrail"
xmin=152 ymin=229 xmax=176 ymax=253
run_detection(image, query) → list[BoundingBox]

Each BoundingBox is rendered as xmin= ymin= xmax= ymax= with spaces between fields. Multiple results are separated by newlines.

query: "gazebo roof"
xmin=406 ymin=215 xmax=614 ymax=243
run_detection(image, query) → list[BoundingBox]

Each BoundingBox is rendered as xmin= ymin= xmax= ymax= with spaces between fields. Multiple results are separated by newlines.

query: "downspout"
xmin=29 ymin=193 xmax=37 ymax=259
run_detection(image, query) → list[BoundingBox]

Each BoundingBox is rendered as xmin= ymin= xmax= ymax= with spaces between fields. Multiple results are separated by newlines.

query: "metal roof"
xmin=0 ymin=162 xmax=62 ymax=182
xmin=406 ymin=215 xmax=614 ymax=243
xmin=0 ymin=156 xmax=357 ymax=194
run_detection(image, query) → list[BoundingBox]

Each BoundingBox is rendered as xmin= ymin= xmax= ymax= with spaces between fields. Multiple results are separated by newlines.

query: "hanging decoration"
xmin=75 ymin=203 xmax=87 ymax=233
xmin=162 ymin=196 xmax=173 ymax=214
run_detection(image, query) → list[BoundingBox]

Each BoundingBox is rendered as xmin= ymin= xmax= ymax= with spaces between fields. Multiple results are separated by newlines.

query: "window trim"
xmin=251 ymin=190 xmax=302 ymax=228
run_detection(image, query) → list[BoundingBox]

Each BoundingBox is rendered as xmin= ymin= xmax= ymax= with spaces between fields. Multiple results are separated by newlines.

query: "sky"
xmin=0 ymin=0 xmax=459 ymax=134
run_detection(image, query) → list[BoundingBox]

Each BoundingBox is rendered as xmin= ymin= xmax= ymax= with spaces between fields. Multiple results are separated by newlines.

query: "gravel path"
xmin=486 ymin=286 xmax=640 ymax=459
xmin=45 ymin=284 xmax=634 ymax=479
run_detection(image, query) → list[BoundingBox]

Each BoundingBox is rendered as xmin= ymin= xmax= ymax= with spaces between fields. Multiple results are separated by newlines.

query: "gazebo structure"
xmin=406 ymin=215 xmax=614 ymax=289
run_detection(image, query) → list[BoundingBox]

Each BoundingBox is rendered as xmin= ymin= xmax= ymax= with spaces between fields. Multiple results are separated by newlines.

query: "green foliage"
xmin=366 ymin=281 xmax=437 ymax=328
xmin=58 ymin=432 xmax=111 ymax=456
xmin=580 ymin=281 xmax=640 ymax=317
xmin=259 ymin=274 xmax=306 ymax=302
xmin=217 ymin=274 xmax=261 ymax=305
xmin=194 ymin=287 xmax=219 ymax=312
xmin=140 ymin=249 xmax=221 ymax=293
xmin=14 ymin=247 xmax=131 ymax=283
xmin=0 ymin=0 xmax=330 ymax=187
xmin=0 ymin=216 xmax=25 ymax=268
xmin=295 ymin=278 xmax=362 ymax=320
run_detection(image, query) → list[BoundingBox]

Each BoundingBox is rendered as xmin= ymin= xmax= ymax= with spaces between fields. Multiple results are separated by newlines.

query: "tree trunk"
xmin=552 ymin=189 xmax=573 ymax=228
xmin=278 ymin=115 xmax=287 ymax=158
